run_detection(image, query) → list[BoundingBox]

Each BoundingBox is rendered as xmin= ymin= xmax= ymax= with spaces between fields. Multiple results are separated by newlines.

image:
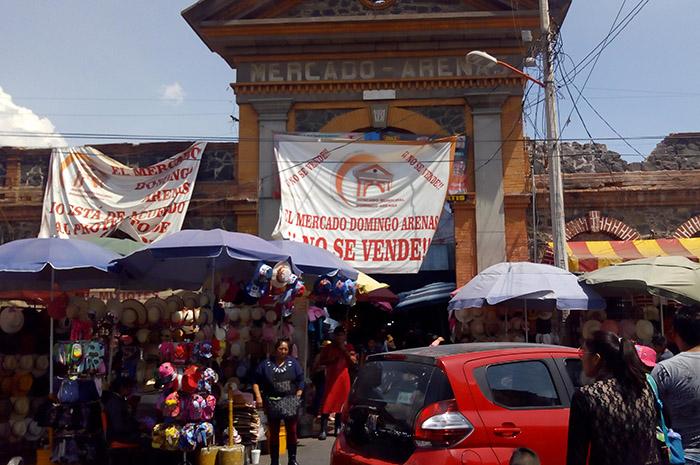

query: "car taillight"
xmin=413 ymin=399 xmax=473 ymax=448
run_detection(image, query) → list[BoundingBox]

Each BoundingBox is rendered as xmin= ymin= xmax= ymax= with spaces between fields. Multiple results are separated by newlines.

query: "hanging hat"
xmin=157 ymin=362 xmax=177 ymax=387
xmin=106 ymin=298 xmax=123 ymax=320
xmin=121 ymin=299 xmax=146 ymax=327
xmin=163 ymin=392 xmax=181 ymax=418
xmin=202 ymin=395 xmax=216 ymax=420
xmin=12 ymin=397 xmax=30 ymax=416
xmin=65 ymin=298 xmax=88 ymax=320
xmin=3 ymin=354 xmax=18 ymax=371
xmin=0 ymin=308 xmax=25 ymax=334
xmin=194 ymin=342 xmax=214 ymax=361
xmin=25 ymin=420 xmax=45 ymax=442
xmin=238 ymin=326 xmax=251 ymax=343
xmin=620 ymin=319 xmax=637 ymax=339
xmin=145 ymin=298 xmax=165 ymax=325
xmin=643 ymin=306 xmax=660 ymax=321
xmin=582 ymin=320 xmax=602 ymax=340
xmin=165 ymin=294 xmax=184 ymax=314
xmin=180 ymin=292 xmax=200 ymax=309
xmin=173 ymin=344 xmax=190 ymax=364
xmin=87 ymin=297 xmax=107 ymax=320
xmin=181 ymin=365 xmax=202 ymax=394
xmin=214 ymin=325 xmax=226 ymax=341
xmin=14 ymin=373 xmax=33 ymax=396
xmin=251 ymin=307 xmax=264 ymax=321
xmin=600 ymin=319 xmax=619 ymax=334
xmin=636 ymin=320 xmax=654 ymax=342
xmin=195 ymin=422 xmax=214 ymax=447
xmin=265 ymin=310 xmax=277 ymax=323
xmin=198 ymin=308 xmax=213 ymax=326
xmin=136 ymin=328 xmax=151 ymax=345
xmin=230 ymin=342 xmax=242 ymax=358
xmin=18 ymin=355 xmax=34 ymax=372
xmin=225 ymin=306 xmax=240 ymax=322
xmin=239 ymin=306 xmax=251 ymax=323
xmin=34 ymin=354 xmax=49 ymax=373
xmin=164 ymin=424 xmax=181 ymax=450
xmin=537 ymin=311 xmax=553 ymax=321
xmin=226 ymin=327 xmax=240 ymax=342
xmin=187 ymin=395 xmax=206 ymax=421
xmin=10 ymin=418 xmax=28 ymax=438
xmin=635 ymin=344 xmax=657 ymax=368
xmin=470 ymin=318 xmax=485 ymax=336
xmin=455 ymin=308 xmax=474 ymax=324
xmin=271 ymin=262 xmax=293 ymax=289
xmin=509 ymin=316 xmax=524 ymax=332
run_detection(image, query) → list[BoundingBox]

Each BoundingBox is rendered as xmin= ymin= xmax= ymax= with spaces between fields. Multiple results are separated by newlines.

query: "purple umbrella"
xmin=270 ymin=240 xmax=358 ymax=280
xmin=116 ymin=229 xmax=295 ymax=290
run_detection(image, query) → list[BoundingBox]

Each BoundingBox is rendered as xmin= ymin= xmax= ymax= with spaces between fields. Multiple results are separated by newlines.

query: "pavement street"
xmin=260 ymin=437 xmax=335 ymax=465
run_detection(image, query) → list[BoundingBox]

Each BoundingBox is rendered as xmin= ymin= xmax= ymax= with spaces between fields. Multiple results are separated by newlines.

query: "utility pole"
xmin=540 ymin=0 xmax=568 ymax=270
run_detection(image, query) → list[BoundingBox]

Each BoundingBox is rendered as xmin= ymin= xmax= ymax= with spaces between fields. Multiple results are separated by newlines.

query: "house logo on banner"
xmin=39 ymin=142 xmax=205 ymax=243
xmin=272 ymin=134 xmax=454 ymax=273
xmin=334 ymin=154 xmax=394 ymax=206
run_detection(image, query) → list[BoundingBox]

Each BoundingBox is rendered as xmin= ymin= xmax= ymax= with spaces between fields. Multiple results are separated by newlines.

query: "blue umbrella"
xmin=395 ymin=282 xmax=456 ymax=312
xmin=0 ymin=237 xmax=122 ymax=392
xmin=448 ymin=262 xmax=605 ymax=312
xmin=116 ymin=229 xmax=296 ymax=290
xmin=269 ymin=240 xmax=359 ymax=280
xmin=0 ymin=237 xmax=121 ymax=291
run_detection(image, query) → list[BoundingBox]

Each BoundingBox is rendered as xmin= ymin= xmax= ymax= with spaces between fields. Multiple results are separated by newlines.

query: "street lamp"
xmin=466 ymin=51 xmax=546 ymax=88
xmin=466 ymin=49 xmax=568 ymax=271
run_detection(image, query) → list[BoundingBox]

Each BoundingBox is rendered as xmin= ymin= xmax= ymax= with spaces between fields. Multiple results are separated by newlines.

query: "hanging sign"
xmin=39 ymin=142 xmax=205 ymax=243
xmin=272 ymin=134 xmax=454 ymax=273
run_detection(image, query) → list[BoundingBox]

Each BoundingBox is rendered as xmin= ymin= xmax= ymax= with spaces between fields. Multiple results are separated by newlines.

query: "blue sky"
xmin=1 ymin=0 xmax=698 ymax=158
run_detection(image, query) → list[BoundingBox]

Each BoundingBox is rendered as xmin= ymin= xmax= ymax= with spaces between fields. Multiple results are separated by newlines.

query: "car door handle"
xmin=493 ymin=424 xmax=521 ymax=437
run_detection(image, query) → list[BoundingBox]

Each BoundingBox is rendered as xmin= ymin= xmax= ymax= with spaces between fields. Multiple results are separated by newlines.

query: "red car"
xmin=331 ymin=343 xmax=583 ymax=465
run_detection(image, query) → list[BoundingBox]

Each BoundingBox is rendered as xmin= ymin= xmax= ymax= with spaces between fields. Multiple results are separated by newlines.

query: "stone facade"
xmin=295 ymin=109 xmax=354 ymax=132
xmin=410 ymin=106 xmax=465 ymax=135
xmin=284 ymin=0 xmax=472 ymax=18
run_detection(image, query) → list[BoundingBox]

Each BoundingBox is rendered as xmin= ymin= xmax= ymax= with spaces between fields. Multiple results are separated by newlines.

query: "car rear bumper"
xmin=331 ymin=433 xmax=466 ymax=465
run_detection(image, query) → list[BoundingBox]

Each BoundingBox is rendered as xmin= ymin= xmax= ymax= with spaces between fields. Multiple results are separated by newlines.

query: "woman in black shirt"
xmin=567 ymin=331 xmax=662 ymax=465
xmin=253 ymin=338 xmax=305 ymax=465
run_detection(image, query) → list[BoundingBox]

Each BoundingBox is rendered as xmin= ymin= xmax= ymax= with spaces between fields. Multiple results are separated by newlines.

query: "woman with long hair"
xmin=567 ymin=330 xmax=662 ymax=465
xmin=253 ymin=338 xmax=304 ymax=465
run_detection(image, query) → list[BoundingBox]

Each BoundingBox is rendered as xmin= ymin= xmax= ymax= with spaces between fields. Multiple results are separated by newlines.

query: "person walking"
xmin=253 ymin=338 xmax=305 ymax=465
xmin=652 ymin=306 xmax=700 ymax=464
xmin=652 ymin=335 xmax=675 ymax=362
xmin=567 ymin=331 xmax=662 ymax=465
xmin=318 ymin=327 xmax=356 ymax=440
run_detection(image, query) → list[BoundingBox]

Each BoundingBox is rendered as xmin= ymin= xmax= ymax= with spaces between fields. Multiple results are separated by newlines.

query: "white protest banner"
xmin=272 ymin=134 xmax=454 ymax=273
xmin=39 ymin=142 xmax=205 ymax=243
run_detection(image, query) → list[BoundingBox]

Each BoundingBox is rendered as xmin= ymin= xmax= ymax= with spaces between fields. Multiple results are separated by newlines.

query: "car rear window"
xmin=346 ymin=360 xmax=454 ymax=462
xmin=485 ymin=360 xmax=561 ymax=408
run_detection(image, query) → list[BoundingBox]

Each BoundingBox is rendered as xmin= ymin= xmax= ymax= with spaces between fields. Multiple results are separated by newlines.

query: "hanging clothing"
xmin=320 ymin=342 xmax=355 ymax=415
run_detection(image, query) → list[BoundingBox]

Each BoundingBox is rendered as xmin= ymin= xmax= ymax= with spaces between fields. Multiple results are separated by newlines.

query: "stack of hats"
xmin=152 ymin=341 xmax=218 ymax=452
xmin=0 ymin=353 xmax=49 ymax=445
xmin=231 ymin=399 xmax=260 ymax=446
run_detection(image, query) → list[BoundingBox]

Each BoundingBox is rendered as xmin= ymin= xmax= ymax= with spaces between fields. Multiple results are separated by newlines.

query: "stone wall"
xmin=532 ymin=133 xmax=700 ymax=173
xmin=284 ymin=0 xmax=471 ymax=18
xmin=295 ymin=109 xmax=354 ymax=132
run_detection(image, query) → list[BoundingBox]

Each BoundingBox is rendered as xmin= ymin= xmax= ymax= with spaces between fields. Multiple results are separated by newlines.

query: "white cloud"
xmin=0 ymin=86 xmax=67 ymax=148
xmin=160 ymin=82 xmax=185 ymax=105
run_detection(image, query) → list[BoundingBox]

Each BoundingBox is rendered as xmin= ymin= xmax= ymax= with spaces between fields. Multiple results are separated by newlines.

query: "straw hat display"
xmin=199 ymin=293 xmax=210 ymax=308
xmin=264 ymin=310 xmax=277 ymax=324
xmin=643 ymin=306 xmax=660 ymax=321
xmin=10 ymin=417 xmax=28 ymax=439
xmin=87 ymin=297 xmax=107 ymax=320
xmin=166 ymin=295 xmax=184 ymax=313
xmin=582 ymin=319 xmax=602 ymax=340
xmin=198 ymin=307 xmax=214 ymax=326
xmin=121 ymin=299 xmax=147 ymax=327
xmin=66 ymin=298 xmax=89 ymax=320
xmin=180 ymin=291 xmax=200 ymax=309
xmin=470 ymin=319 xmax=486 ymax=337
xmin=11 ymin=397 xmax=30 ymax=417
xmin=145 ymin=297 xmax=168 ymax=324
xmin=18 ymin=355 xmax=34 ymax=373
xmin=636 ymin=320 xmax=654 ymax=342
xmin=0 ymin=307 xmax=25 ymax=334
xmin=3 ymin=354 xmax=18 ymax=371
xmin=106 ymin=298 xmax=123 ymax=320
xmin=239 ymin=306 xmax=251 ymax=324
xmin=14 ymin=373 xmax=33 ymax=396
xmin=33 ymin=355 xmax=49 ymax=378
xmin=136 ymin=328 xmax=151 ymax=345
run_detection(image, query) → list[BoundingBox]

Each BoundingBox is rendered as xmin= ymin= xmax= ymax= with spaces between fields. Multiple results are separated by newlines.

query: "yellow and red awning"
xmin=545 ymin=238 xmax=700 ymax=272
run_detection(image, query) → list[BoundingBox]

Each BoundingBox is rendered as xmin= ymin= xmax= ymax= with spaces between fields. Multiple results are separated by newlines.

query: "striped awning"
xmin=545 ymin=238 xmax=700 ymax=272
